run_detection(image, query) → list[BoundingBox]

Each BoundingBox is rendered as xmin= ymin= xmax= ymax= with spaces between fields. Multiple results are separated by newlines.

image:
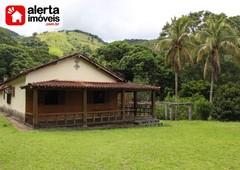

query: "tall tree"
xmin=119 ymin=45 xmax=159 ymax=82
xmin=90 ymin=41 xmax=131 ymax=71
xmin=195 ymin=15 xmax=240 ymax=102
xmin=156 ymin=16 xmax=194 ymax=100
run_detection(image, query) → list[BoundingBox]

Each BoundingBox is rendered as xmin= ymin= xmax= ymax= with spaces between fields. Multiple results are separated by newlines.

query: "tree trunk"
xmin=175 ymin=71 xmax=178 ymax=120
xmin=210 ymin=70 xmax=214 ymax=103
xmin=175 ymin=71 xmax=178 ymax=100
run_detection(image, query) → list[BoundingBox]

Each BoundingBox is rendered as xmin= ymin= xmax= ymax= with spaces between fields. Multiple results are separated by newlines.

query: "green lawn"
xmin=0 ymin=116 xmax=239 ymax=170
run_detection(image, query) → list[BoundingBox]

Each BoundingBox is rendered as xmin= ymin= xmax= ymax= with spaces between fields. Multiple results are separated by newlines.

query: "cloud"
xmin=60 ymin=0 xmax=240 ymax=42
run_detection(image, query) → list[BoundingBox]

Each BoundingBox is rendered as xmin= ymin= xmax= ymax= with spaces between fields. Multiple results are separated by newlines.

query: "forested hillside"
xmin=125 ymin=39 xmax=158 ymax=50
xmin=0 ymin=27 xmax=57 ymax=81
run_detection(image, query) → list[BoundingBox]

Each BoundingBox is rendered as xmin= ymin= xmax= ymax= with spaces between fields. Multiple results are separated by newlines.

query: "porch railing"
xmin=25 ymin=107 xmax=152 ymax=127
xmin=126 ymin=105 xmax=152 ymax=119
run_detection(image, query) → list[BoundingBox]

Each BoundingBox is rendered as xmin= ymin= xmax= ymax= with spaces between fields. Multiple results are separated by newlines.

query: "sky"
xmin=1 ymin=0 xmax=239 ymax=42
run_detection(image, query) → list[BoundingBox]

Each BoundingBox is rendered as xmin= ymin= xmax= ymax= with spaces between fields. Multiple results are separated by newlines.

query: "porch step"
xmin=134 ymin=118 xmax=161 ymax=126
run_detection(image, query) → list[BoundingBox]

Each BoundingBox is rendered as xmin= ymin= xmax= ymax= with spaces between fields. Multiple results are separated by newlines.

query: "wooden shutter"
xmin=12 ymin=87 xmax=15 ymax=97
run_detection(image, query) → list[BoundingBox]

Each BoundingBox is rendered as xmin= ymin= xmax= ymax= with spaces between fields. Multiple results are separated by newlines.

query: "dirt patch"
xmin=0 ymin=112 xmax=32 ymax=131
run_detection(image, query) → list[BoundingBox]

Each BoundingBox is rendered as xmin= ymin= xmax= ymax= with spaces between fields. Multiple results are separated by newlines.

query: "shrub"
xmin=155 ymin=105 xmax=165 ymax=119
xmin=194 ymin=97 xmax=212 ymax=120
xmin=211 ymin=83 xmax=240 ymax=121
xmin=180 ymin=80 xmax=210 ymax=99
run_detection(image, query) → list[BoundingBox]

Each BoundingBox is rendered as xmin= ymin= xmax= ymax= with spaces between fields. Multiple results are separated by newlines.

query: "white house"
xmin=0 ymin=53 xmax=159 ymax=128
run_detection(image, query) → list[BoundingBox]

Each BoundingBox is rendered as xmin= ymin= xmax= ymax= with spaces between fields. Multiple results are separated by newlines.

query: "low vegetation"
xmin=0 ymin=116 xmax=240 ymax=170
xmin=37 ymin=30 xmax=105 ymax=56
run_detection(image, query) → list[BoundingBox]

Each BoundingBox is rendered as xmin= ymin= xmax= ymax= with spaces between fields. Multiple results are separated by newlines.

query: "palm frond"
xmin=197 ymin=45 xmax=208 ymax=63
xmin=195 ymin=30 xmax=211 ymax=43
xmin=165 ymin=47 xmax=176 ymax=64
xmin=155 ymin=39 xmax=172 ymax=51
xmin=182 ymin=47 xmax=193 ymax=64
xmin=220 ymin=41 xmax=239 ymax=56
xmin=203 ymin=56 xmax=209 ymax=78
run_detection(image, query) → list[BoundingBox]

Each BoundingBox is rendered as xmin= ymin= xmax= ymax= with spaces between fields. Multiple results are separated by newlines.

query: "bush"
xmin=180 ymin=80 xmax=210 ymax=99
xmin=155 ymin=105 xmax=165 ymax=119
xmin=194 ymin=97 xmax=212 ymax=120
xmin=211 ymin=83 xmax=240 ymax=121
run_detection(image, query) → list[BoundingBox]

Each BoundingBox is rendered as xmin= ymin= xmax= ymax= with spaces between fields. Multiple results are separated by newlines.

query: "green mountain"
xmin=36 ymin=30 xmax=105 ymax=57
xmin=0 ymin=27 xmax=19 ymax=36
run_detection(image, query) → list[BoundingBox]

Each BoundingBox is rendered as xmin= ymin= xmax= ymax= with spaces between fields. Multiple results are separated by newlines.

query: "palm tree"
xmin=195 ymin=16 xmax=240 ymax=102
xmin=156 ymin=16 xmax=194 ymax=100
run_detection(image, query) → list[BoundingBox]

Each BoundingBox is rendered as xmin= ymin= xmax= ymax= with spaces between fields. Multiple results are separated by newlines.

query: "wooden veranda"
xmin=22 ymin=80 xmax=160 ymax=128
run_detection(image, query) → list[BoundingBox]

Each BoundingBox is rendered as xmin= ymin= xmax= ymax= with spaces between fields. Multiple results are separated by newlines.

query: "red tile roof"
xmin=22 ymin=80 xmax=160 ymax=91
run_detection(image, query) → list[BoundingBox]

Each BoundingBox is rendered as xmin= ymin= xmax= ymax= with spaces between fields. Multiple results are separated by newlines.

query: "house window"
xmin=38 ymin=90 xmax=65 ymax=105
xmin=4 ymin=87 xmax=12 ymax=104
xmin=87 ymin=91 xmax=110 ymax=104
xmin=94 ymin=91 xmax=105 ymax=103
xmin=7 ymin=93 xmax=11 ymax=104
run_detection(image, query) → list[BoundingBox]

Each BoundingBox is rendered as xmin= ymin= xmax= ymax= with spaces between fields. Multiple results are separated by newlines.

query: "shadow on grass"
xmin=36 ymin=123 xmax=170 ymax=132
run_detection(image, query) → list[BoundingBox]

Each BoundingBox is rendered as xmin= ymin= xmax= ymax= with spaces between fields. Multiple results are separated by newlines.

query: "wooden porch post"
xmin=32 ymin=89 xmax=38 ymax=127
xmin=83 ymin=88 xmax=88 ymax=127
xmin=133 ymin=91 xmax=137 ymax=117
xmin=151 ymin=90 xmax=156 ymax=118
xmin=121 ymin=90 xmax=126 ymax=120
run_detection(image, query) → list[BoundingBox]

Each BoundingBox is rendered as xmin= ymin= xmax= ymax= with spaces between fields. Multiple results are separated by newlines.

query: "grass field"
xmin=0 ymin=115 xmax=239 ymax=170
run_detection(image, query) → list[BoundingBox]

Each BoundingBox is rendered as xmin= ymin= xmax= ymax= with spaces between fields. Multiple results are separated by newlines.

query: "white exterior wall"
xmin=0 ymin=76 xmax=26 ymax=114
xmin=26 ymin=57 xmax=117 ymax=83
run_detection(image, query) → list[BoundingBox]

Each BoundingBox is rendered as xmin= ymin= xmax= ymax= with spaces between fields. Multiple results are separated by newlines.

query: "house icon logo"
xmin=5 ymin=5 xmax=25 ymax=25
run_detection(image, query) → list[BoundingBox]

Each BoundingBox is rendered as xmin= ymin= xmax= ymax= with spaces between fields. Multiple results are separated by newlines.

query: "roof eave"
xmin=21 ymin=81 xmax=160 ymax=91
